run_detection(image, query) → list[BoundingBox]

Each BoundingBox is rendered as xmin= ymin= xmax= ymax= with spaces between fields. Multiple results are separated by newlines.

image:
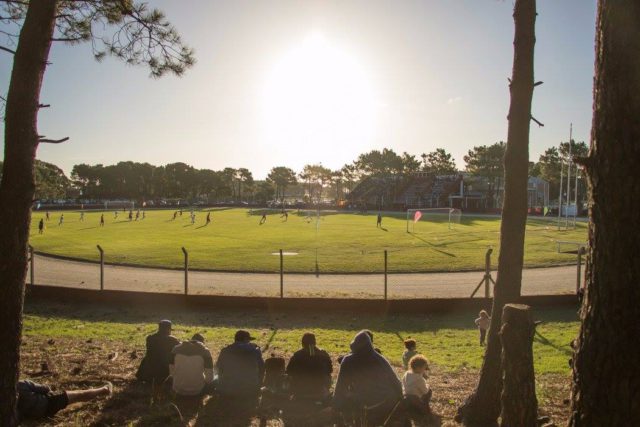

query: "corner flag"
xmin=414 ymin=210 xmax=422 ymax=223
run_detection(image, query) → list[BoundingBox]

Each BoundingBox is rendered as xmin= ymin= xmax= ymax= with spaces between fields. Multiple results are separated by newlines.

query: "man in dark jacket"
xmin=333 ymin=330 xmax=403 ymax=423
xmin=136 ymin=320 xmax=180 ymax=385
xmin=286 ymin=332 xmax=333 ymax=398
xmin=216 ymin=330 xmax=264 ymax=400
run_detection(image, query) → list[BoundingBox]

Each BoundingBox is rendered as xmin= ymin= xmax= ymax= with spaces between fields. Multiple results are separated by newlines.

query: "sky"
xmin=0 ymin=0 xmax=597 ymax=179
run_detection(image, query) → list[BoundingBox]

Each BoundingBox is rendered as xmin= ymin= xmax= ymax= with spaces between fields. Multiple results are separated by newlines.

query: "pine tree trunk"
xmin=456 ymin=1 xmax=536 ymax=424
xmin=500 ymin=304 xmax=537 ymax=427
xmin=0 ymin=2 xmax=57 ymax=425
xmin=569 ymin=2 xmax=640 ymax=425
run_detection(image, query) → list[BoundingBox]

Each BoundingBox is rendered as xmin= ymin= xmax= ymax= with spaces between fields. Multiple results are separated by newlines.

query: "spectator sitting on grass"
xmin=215 ymin=330 xmax=264 ymax=402
xmin=17 ymin=380 xmax=112 ymax=422
xmin=333 ymin=330 xmax=403 ymax=424
xmin=286 ymin=332 xmax=333 ymax=399
xmin=169 ymin=333 xmax=214 ymax=397
xmin=402 ymin=339 xmax=418 ymax=370
xmin=402 ymin=354 xmax=432 ymax=415
xmin=136 ymin=320 xmax=180 ymax=387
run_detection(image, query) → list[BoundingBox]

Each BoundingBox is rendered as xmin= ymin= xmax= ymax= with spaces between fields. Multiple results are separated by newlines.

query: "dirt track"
xmin=28 ymin=254 xmax=581 ymax=299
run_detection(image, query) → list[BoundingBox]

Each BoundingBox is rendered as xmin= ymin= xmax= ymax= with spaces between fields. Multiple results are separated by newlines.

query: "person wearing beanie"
xmin=136 ymin=320 xmax=180 ymax=385
xmin=286 ymin=332 xmax=333 ymax=399
xmin=169 ymin=333 xmax=214 ymax=396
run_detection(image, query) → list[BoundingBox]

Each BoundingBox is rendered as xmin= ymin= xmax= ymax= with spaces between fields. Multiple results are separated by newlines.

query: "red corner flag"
xmin=414 ymin=210 xmax=422 ymax=223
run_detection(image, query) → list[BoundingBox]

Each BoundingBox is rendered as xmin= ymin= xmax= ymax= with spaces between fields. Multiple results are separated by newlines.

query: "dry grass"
xmin=21 ymin=337 xmax=573 ymax=426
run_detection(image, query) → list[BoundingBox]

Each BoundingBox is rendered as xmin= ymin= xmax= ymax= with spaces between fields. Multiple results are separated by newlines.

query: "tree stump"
xmin=499 ymin=304 xmax=537 ymax=427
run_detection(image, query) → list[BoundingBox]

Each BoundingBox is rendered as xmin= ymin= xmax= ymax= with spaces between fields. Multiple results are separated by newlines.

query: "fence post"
xmin=182 ymin=247 xmax=189 ymax=296
xmin=279 ymin=249 xmax=284 ymax=298
xmin=28 ymin=245 xmax=34 ymax=286
xmin=96 ymin=245 xmax=104 ymax=291
xmin=384 ymin=250 xmax=388 ymax=300
xmin=484 ymin=248 xmax=493 ymax=298
xmin=576 ymin=246 xmax=585 ymax=295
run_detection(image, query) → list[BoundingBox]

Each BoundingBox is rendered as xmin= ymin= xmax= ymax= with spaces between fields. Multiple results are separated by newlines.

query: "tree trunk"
xmin=569 ymin=2 xmax=640 ymax=425
xmin=500 ymin=304 xmax=537 ymax=427
xmin=0 ymin=2 xmax=57 ymax=425
xmin=456 ymin=1 xmax=536 ymax=425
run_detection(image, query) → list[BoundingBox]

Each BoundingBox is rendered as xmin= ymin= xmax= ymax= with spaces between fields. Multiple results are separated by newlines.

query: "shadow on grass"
xmin=23 ymin=299 xmax=578 ymax=339
xmin=534 ymin=329 xmax=574 ymax=357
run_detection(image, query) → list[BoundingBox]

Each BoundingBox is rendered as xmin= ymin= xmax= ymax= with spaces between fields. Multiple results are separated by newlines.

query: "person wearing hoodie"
xmin=216 ymin=330 xmax=265 ymax=400
xmin=286 ymin=332 xmax=333 ymax=399
xmin=169 ymin=333 xmax=214 ymax=396
xmin=333 ymin=330 xmax=403 ymax=423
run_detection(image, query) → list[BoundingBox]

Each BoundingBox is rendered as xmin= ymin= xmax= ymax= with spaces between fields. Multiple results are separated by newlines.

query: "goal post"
xmin=406 ymin=208 xmax=462 ymax=232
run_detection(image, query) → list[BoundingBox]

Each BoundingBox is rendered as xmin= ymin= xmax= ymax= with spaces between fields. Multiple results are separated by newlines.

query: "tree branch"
xmin=531 ymin=115 xmax=544 ymax=127
xmin=39 ymin=137 xmax=69 ymax=144
xmin=0 ymin=45 xmax=15 ymax=54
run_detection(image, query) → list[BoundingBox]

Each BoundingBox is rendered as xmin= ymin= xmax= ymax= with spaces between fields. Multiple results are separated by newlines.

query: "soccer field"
xmin=30 ymin=208 xmax=587 ymax=273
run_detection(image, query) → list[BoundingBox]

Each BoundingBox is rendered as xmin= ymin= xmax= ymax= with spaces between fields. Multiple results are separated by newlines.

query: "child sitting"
xmin=402 ymin=339 xmax=419 ymax=370
xmin=475 ymin=310 xmax=491 ymax=346
xmin=402 ymin=354 xmax=432 ymax=415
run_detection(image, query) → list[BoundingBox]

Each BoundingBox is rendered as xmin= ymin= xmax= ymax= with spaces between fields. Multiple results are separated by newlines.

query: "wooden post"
xmin=384 ymin=250 xmax=388 ymax=300
xmin=485 ymin=248 xmax=493 ymax=298
xmin=279 ymin=249 xmax=284 ymax=298
xmin=576 ymin=246 xmax=585 ymax=295
xmin=28 ymin=245 xmax=34 ymax=286
xmin=96 ymin=245 xmax=104 ymax=291
xmin=182 ymin=247 xmax=189 ymax=296
xmin=499 ymin=304 xmax=538 ymax=427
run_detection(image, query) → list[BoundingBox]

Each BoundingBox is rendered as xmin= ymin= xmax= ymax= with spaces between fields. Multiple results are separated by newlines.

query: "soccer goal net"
xmin=406 ymin=208 xmax=462 ymax=232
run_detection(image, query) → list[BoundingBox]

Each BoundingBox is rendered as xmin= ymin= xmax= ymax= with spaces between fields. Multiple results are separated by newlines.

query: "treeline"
xmin=22 ymin=141 xmax=587 ymax=203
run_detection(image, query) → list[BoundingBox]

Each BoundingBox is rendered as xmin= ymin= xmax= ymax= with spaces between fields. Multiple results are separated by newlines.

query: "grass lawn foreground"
xmin=21 ymin=300 xmax=579 ymax=426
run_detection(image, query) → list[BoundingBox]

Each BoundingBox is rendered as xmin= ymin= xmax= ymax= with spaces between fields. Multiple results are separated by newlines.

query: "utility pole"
xmin=565 ymin=123 xmax=573 ymax=228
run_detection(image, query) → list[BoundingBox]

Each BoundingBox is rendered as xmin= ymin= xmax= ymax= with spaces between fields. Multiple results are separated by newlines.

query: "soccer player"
xmin=45 ymin=211 xmax=50 ymax=221
xmin=100 ymin=214 xmax=105 ymax=227
xmin=128 ymin=210 xmax=133 ymax=221
xmin=142 ymin=211 xmax=146 ymax=220
xmin=206 ymin=212 xmax=211 ymax=225
xmin=79 ymin=212 xmax=84 ymax=222
xmin=135 ymin=210 xmax=140 ymax=221
xmin=58 ymin=214 xmax=64 ymax=226
xmin=260 ymin=213 xmax=267 ymax=225
xmin=280 ymin=210 xmax=288 ymax=221
xmin=173 ymin=211 xmax=177 ymax=220
xmin=191 ymin=213 xmax=196 ymax=224
xmin=38 ymin=218 xmax=44 ymax=234
xmin=376 ymin=212 xmax=382 ymax=228
xmin=114 ymin=211 xmax=118 ymax=219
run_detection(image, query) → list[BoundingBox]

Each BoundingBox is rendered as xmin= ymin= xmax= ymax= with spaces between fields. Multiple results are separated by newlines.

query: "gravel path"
xmin=28 ymin=254 xmax=581 ymax=299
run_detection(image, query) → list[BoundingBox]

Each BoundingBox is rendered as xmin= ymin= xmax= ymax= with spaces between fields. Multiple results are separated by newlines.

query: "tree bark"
xmin=569 ymin=2 xmax=640 ymax=425
xmin=0 ymin=1 xmax=58 ymax=425
xmin=456 ymin=1 xmax=536 ymax=425
xmin=500 ymin=304 xmax=537 ymax=427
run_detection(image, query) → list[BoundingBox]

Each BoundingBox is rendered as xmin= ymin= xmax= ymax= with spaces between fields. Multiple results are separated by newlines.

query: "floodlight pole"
xmin=565 ymin=124 xmax=573 ymax=229
xmin=28 ymin=245 xmax=34 ymax=286
xmin=182 ymin=247 xmax=189 ymax=296
xmin=97 ymin=245 xmax=104 ymax=290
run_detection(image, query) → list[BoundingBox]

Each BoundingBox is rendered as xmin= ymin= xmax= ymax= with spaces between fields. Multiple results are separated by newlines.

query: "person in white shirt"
xmin=169 ymin=333 xmax=214 ymax=396
xmin=402 ymin=354 xmax=432 ymax=415
xmin=475 ymin=310 xmax=491 ymax=346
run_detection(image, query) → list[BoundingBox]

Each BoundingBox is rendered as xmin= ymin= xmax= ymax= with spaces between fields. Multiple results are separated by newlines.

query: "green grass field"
xmin=29 ymin=208 xmax=587 ymax=273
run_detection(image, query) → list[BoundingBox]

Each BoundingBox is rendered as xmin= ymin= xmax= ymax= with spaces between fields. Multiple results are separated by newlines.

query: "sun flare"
xmin=261 ymin=33 xmax=377 ymax=155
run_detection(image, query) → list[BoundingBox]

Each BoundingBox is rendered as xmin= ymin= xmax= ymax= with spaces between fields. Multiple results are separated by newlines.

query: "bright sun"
xmin=261 ymin=33 xmax=377 ymax=157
